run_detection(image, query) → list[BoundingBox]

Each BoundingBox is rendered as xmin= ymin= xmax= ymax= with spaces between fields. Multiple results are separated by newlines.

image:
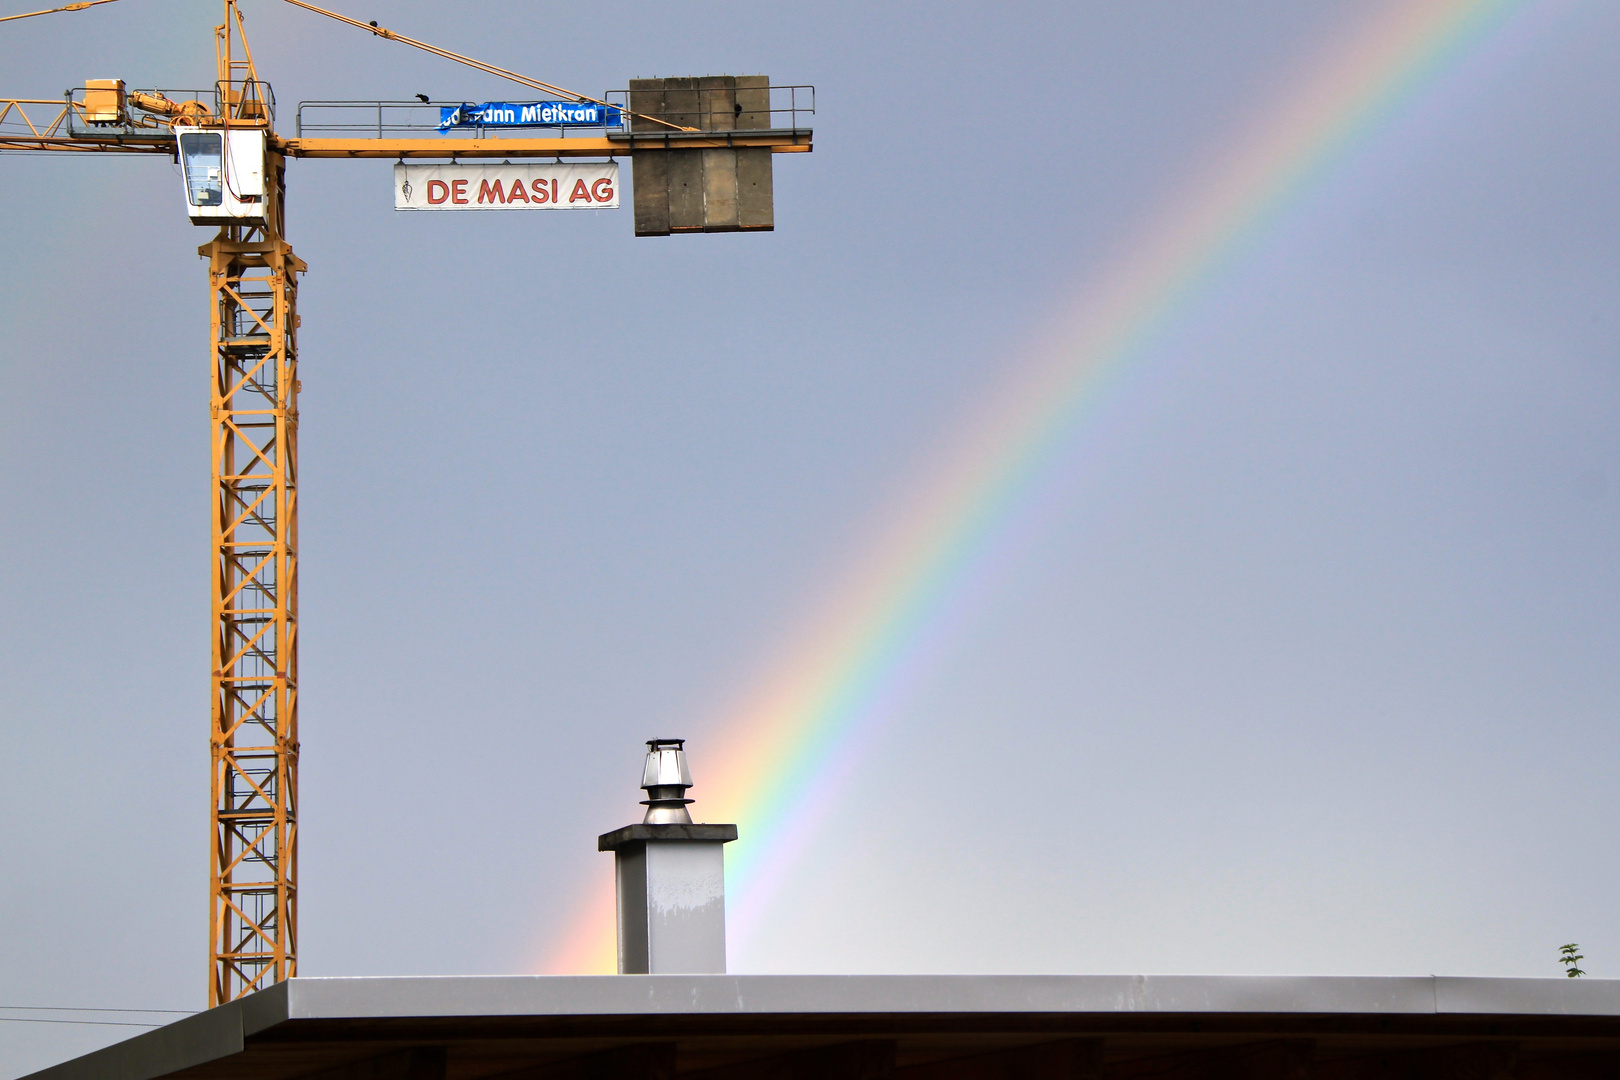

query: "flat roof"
xmin=23 ymin=975 xmax=1620 ymax=1080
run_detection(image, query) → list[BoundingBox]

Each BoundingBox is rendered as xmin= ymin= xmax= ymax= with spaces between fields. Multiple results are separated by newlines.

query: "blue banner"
xmin=438 ymin=101 xmax=623 ymax=130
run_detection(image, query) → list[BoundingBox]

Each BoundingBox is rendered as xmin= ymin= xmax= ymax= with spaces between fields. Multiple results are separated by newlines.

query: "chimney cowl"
xmin=641 ymin=738 xmax=695 ymax=824
xmin=603 ymin=738 xmax=737 ymax=974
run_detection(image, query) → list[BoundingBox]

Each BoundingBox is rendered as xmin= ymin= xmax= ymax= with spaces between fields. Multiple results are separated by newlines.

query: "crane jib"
xmin=439 ymin=101 xmax=623 ymax=130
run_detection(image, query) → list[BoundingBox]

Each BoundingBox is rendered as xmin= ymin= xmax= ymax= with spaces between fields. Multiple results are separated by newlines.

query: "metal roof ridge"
xmin=264 ymin=973 xmax=1620 ymax=1020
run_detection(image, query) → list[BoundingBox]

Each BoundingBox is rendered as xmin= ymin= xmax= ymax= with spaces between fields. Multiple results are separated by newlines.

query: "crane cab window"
xmin=180 ymin=131 xmax=224 ymax=207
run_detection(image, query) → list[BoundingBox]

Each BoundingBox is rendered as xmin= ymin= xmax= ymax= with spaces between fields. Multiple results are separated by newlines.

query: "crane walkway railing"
xmin=296 ymin=86 xmax=813 ymax=141
xmin=604 ymin=84 xmax=814 ymax=132
xmin=0 ymin=94 xmax=173 ymax=152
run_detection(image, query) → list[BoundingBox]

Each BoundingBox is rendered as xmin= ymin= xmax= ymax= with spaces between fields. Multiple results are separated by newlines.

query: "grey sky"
xmin=2 ymin=1 xmax=1617 ymax=1076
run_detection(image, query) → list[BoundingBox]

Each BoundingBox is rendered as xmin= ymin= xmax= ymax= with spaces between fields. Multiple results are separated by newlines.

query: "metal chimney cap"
xmin=640 ymin=738 xmax=694 ymax=824
xmin=642 ymin=739 xmax=694 ymax=788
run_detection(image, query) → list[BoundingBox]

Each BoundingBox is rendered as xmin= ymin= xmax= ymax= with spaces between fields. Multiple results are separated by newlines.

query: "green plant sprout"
xmin=1560 ymin=944 xmax=1586 ymax=978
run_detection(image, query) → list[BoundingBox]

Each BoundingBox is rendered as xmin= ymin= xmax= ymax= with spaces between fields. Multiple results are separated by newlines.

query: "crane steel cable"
xmin=279 ymin=0 xmax=696 ymax=132
xmin=0 ymin=0 xmax=120 ymax=24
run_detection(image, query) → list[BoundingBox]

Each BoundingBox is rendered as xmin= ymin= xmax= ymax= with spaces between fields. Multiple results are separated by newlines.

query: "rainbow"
xmin=545 ymin=0 xmax=1541 ymax=974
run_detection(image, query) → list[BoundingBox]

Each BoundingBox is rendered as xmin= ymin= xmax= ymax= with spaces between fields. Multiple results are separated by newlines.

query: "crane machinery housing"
xmin=0 ymin=0 xmax=812 ymax=1008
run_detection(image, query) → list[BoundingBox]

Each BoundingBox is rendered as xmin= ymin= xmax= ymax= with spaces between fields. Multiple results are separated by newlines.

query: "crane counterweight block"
xmin=628 ymin=76 xmax=775 ymax=236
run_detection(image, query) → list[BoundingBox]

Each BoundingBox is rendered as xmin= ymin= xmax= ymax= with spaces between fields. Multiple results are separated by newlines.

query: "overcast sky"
xmin=3 ymin=1 xmax=1618 ymax=1075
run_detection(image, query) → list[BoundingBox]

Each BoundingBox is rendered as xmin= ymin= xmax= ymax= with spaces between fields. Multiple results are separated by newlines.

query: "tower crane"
xmin=0 ymin=0 xmax=812 ymax=1007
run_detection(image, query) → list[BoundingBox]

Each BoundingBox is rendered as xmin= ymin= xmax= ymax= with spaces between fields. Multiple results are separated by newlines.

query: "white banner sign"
xmin=394 ymin=162 xmax=619 ymax=210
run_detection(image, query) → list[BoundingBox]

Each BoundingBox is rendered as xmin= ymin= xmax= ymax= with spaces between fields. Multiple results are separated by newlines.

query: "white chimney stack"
xmin=598 ymin=739 xmax=737 ymax=974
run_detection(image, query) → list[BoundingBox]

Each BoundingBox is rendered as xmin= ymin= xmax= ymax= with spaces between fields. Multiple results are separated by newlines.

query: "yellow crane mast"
xmin=203 ymin=11 xmax=300 ymax=1004
xmin=1 ymin=0 xmax=812 ymax=1006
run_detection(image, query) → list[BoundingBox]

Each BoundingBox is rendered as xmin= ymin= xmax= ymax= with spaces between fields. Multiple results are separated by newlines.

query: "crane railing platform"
xmin=4 ymin=86 xmax=814 ymax=159
xmin=0 ymin=87 xmax=237 ymax=153
xmin=282 ymin=85 xmax=813 ymax=159
xmin=604 ymin=83 xmax=814 ymax=132
xmin=295 ymin=86 xmax=812 ymax=139
xmin=0 ymin=95 xmax=173 ymax=152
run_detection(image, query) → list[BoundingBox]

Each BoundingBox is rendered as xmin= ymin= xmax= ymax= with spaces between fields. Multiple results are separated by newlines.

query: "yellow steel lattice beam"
xmin=206 ymin=146 xmax=302 ymax=1006
xmin=0 ymin=0 xmax=119 ymax=25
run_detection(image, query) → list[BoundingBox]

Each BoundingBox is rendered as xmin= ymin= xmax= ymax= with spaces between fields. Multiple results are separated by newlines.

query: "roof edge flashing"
xmin=240 ymin=977 xmax=294 ymax=1035
xmin=20 ymin=1004 xmax=243 ymax=1080
xmin=252 ymin=973 xmax=1620 ymax=1019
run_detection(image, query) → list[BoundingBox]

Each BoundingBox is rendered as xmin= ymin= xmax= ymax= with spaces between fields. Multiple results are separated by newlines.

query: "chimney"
xmin=598 ymin=739 xmax=737 ymax=974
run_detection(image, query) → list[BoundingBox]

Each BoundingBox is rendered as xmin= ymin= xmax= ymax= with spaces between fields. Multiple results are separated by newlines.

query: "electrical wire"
xmin=0 ymin=1004 xmax=193 ymax=1029
xmin=279 ymin=0 xmax=694 ymax=132
xmin=0 ymin=0 xmax=120 ymax=25
xmin=0 ymin=1006 xmax=194 ymax=1013
xmin=0 ymin=1018 xmax=162 ymax=1028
